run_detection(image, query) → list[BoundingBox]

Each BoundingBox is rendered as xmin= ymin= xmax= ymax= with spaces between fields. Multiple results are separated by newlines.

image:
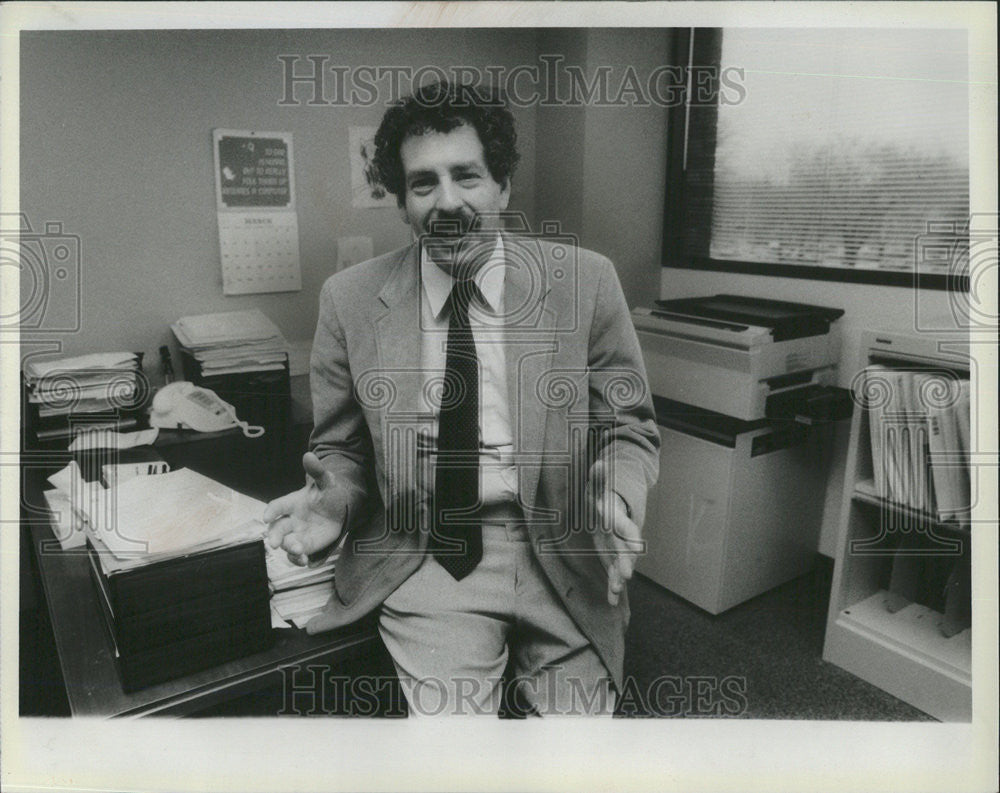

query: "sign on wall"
xmin=212 ymin=129 xmax=302 ymax=295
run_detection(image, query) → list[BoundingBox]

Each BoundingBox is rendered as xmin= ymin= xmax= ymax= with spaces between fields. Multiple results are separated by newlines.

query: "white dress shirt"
xmin=418 ymin=235 xmax=518 ymax=507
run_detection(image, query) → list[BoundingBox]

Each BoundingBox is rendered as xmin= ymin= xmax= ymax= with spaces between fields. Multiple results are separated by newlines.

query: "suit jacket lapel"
xmin=502 ymin=234 xmax=557 ymax=514
xmin=373 ymin=241 xmax=422 ymax=407
xmin=372 ymin=243 xmax=428 ymax=507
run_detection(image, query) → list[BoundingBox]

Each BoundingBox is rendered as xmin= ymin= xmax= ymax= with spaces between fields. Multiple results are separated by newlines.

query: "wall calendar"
xmin=212 ymin=129 xmax=302 ymax=295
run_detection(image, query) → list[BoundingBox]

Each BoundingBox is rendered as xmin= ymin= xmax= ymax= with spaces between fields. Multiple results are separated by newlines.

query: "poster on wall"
xmin=349 ymin=126 xmax=396 ymax=208
xmin=212 ymin=128 xmax=302 ymax=295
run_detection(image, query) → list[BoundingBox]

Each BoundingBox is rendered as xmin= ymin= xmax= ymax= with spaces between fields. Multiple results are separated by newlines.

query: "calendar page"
xmin=213 ymin=129 xmax=302 ymax=295
xmin=217 ymin=212 xmax=301 ymax=294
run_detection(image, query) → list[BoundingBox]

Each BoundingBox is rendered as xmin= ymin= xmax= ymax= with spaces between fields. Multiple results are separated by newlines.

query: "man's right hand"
xmin=263 ymin=451 xmax=351 ymax=567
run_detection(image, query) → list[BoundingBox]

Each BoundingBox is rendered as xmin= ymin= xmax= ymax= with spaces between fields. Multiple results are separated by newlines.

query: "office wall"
xmin=533 ymin=30 xmax=588 ymax=238
xmin=534 ymin=29 xmax=670 ymax=309
xmin=578 ymin=30 xmax=670 ymax=310
xmin=19 ymin=29 xmax=538 ymax=372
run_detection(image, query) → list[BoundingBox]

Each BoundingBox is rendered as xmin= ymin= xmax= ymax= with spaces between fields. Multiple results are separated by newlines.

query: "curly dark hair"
xmin=369 ymin=81 xmax=520 ymax=207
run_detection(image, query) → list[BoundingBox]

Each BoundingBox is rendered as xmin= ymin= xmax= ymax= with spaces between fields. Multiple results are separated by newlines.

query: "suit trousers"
xmin=378 ymin=519 xmax=615 ymax=716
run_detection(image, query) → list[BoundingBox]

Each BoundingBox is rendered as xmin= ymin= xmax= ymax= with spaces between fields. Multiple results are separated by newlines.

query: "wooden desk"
xmin=23 ymin=424 xmax=388 ymax=718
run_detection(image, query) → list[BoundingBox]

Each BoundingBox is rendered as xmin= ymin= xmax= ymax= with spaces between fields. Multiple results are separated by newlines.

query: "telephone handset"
xmin=149 ymin=381 xmax=264 ymax=437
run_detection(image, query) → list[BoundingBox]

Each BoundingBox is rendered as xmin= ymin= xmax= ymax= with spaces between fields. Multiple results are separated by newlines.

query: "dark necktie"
xmin=430 ymin=278 xmax=483 ymax=580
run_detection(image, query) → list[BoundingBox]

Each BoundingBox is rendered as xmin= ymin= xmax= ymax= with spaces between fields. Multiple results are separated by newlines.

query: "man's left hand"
xmin=588 ymin=459 xmax=643 ymax=606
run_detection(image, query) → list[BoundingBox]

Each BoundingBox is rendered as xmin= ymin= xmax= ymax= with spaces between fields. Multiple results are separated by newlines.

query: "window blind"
xmin=683 ymin=28 xmax=970 ymax=278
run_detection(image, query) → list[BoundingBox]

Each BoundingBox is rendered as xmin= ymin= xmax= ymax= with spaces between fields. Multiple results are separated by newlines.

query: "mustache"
xmin=424 ymin=212 xmax=475 ymax=237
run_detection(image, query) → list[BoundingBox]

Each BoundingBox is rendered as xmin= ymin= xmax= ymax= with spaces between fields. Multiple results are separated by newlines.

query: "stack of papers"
xmin=63 ymin=467 xmax=276 ymax=690
xmin=42 ymin=458 xmax=337 ymax=630
xmin=90 ymin=467 xmax=266 ymax=563
xmin=266 ymin=544 xmax=338 ymax=629
xmin=172 ymin=309 xmax=289 ymax=376
xmin=44 ymin=463 xmax=266 ymax=560
xmin=24 ymin=352 xmax=143 ymax=418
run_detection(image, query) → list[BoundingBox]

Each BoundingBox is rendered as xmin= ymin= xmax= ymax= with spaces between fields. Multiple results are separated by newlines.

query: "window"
xmin=664 ymin=28 xmax=971 ymax=289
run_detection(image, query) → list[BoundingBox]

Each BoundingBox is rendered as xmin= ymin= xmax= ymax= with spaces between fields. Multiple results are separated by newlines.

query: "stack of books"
xmin=23 ymin=352 xmax=146 ymax=444
xmin=171 ymin=309 xmax=291 ymax=428
xmin=81 ymin=467 xmax=273 ymax=691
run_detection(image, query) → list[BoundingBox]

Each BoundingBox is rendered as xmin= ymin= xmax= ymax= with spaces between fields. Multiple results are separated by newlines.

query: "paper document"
xmin=172 ymin=309 xmax=283 ymax=347
xmin=265 ymin=537 xmax=339 ymax=628
xmin=42 ymin=489 xmax=87 ymax=550
xmin=47 ymin=459 xmax=87 ymax=492
xmin=69 ymin=428 xmax=159 ymax=452
xmin=23 ymin=352 xmax=139 ymax=382
xmin=271 ymin=581 xmax=335 ymax=629
xmin=172 ymin=308 xmax=290 ymax=376
xmin=266 ymin=544 xmax=338 ymax=591
xmin=85 ymin=467 xmax=267 ymax=559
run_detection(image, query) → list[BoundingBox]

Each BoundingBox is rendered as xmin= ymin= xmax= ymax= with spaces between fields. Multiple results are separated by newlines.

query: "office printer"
xmin=632 ymin=294 xmax=848 ymax=423
xmin=632 ymin=295 xmax=851 ymax=614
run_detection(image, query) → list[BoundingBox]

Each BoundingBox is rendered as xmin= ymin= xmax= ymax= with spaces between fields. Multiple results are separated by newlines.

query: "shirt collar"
xmin=420 ymin=234 xmax=505 ymax=320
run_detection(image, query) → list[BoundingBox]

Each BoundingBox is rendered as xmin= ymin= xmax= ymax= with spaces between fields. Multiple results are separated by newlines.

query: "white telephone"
xmin=149 ymin=381 xmax=264 ymax=437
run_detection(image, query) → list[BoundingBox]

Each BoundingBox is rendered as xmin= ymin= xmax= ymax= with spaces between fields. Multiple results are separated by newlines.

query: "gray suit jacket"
xmin=307 ymin=234 xmax=659 ymax=688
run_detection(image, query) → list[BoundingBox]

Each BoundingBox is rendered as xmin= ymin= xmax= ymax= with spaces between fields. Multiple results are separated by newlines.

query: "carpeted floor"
xmin=621 ymin=555 xmax=931 ymax=719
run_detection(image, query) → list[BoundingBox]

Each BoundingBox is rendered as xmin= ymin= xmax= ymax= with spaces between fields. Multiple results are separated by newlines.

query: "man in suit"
xmin=264 ymin=81 xmax=659 ymax=715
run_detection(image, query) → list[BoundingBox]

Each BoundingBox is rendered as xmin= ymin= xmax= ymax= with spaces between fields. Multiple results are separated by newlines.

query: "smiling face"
xmin=398 ymin=123 xmax=511 ymax=275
